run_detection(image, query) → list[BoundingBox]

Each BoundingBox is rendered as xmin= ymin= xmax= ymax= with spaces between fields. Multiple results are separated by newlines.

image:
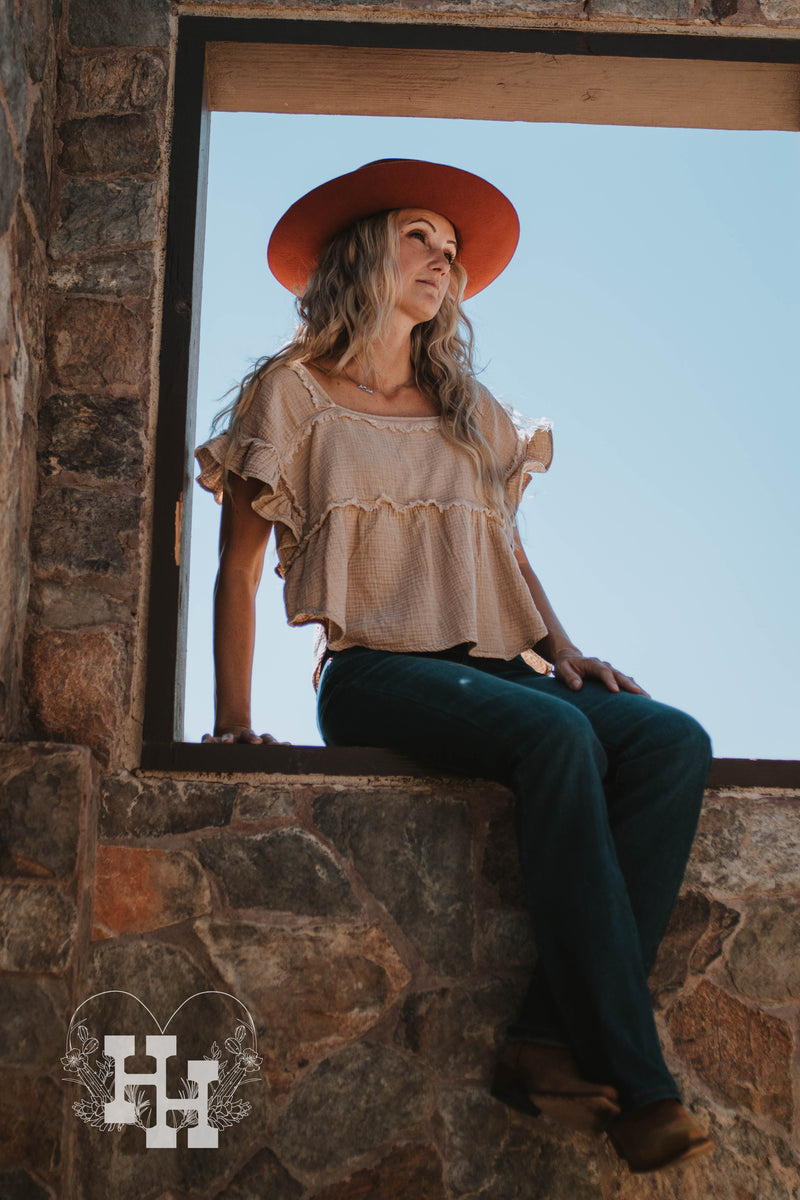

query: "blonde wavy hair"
xmin=216 ymin=210 xmax=512 ymax=528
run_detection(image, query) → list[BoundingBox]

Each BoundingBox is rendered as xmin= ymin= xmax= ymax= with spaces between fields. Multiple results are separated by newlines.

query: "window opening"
xmin=184 ymin=109 xmax=799 ymax=758
xmin=143 ymin=19 xmax=800 ymax=779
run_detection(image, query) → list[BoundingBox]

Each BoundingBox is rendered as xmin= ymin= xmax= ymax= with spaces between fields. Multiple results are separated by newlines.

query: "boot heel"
xmin=490 ymin=1062 xmax=543 ymax=1120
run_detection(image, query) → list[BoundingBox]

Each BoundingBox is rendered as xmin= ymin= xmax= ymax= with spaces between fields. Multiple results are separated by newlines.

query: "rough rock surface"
xmin=313 ymin=789 xmax=475 ymax=975
xmin=0 ymin=881 xmax=77 ymax=971
xmin=50 ymin=179 xmax=158 ymax=258
xmin=668 ymin=979 xmax=794 ymax=1128
xmin=393 ymin=982 xmax=510 ymax=1077
xmin=38 ymin=393 xmax=145 ymax=483
xmin=68 ymin=0 xmax=171 ymax=49
xmin=0 ymin=976 xmax=68 ymax=1066
xmin=58 ymin=114 xmax=160 ymax=175
xmin=0 ymin=1075 xmax=63 ymax=1173
xmin=3 ymin=765 xmax=800 ymax=1195
xmin=196 ymin=918 xmax=411 ymax=1082
xmin=24 ymin=629 xmax=131 ymax=762
xmin=48 ymin=249 xmax=155 ymax=297
xmin=650 ymin=888 xmax=739 ymax=1003
xmin=274 ymin=1042 xmax=429 ymax=1173
xmin=92 ymin=844 xmax=211 ymax=937
xmin=223 ymin=1148 xmax=304 ymax=1200
xmin=59 ymin=51 xmax=168 ymax=116
xmin=197 ymin=828 xmax=361 ymax=915
xmin=310 ymin=1143 xmax=447 ymax=1200
xmin=46 ymin=297 xmax=151 ymax=392
xmin=726 ymin=898 xmax=800 ymax=1002
xmin=0 ymin=743 xmax=92 ymax=878
xmin=100 ymin=773 xmax=238 ymax=837
xmin=30 ymin=487 xmax=142 ymax=578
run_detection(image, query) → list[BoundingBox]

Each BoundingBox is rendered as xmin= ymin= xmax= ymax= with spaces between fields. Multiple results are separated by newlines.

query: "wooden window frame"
xmin=141 ymin=15 xmax=800 ymax=785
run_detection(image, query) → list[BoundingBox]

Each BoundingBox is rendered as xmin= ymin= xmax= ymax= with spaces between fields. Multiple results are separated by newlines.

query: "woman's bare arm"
xmin=204 ymin=473 xmax=276 ymax=743
xmin=513 ymin=528 xmax=648 ymax=696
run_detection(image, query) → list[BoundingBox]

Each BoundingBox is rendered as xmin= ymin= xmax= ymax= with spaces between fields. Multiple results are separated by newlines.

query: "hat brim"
xmin=267 ymin=159 xmax=519 ymax=300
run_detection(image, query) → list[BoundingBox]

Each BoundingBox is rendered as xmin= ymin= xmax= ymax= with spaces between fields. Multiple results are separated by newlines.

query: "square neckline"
xmin=290 ymin=361 xmax=442 ymax=426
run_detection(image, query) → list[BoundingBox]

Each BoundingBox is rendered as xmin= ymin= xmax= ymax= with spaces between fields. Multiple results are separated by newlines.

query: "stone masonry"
xmin=4 ymin=0 xmax=800 ymax=775
xmin=3 ymin=746 xmax=800 ymax=1199
xmin=21 ymin=0 xmax=170 ymax=765
xmin=0 ymin=0 xmax=59 ymax=740
xmin=2 ymin=0 xmax=800 ymax=1196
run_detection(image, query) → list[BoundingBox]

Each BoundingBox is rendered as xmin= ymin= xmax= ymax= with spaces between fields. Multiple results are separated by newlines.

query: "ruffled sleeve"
xmin=505 ymin=417 xmax=553 ymax=510
xmin=476 ymin=386 xmax=553 ymax=512
xmin=194 ymin=367 xmax=312 ymax=540
xmin=195 ymin=432 xmax=281 ymax=502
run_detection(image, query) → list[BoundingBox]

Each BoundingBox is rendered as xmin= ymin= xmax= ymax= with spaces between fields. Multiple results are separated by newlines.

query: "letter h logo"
xmin=104 ymin=1035 xmax=219 ymax=1147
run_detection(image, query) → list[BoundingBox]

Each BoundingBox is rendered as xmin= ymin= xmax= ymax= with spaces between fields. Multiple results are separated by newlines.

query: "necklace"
xmin=342 ymin=367 xmax=415 ymax=399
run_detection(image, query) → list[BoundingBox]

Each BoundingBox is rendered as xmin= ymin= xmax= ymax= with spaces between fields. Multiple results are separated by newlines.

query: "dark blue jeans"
xmin=317 ymin=645 xmax=712 ymax=1111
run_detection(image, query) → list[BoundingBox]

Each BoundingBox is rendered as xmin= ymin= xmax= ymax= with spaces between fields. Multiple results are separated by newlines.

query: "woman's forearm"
xmin=512 ymin=534 xmax=580 ymax=659
xmin=211 ymin=474 xmax=272 ymax=736
xmin=213 ymin=562 xmax=259 ymax=733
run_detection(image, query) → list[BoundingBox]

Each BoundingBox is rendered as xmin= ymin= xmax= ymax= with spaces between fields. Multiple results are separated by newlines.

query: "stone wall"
xmin=1 ymin=748 xmax=799 ymax=1199
xmin=0 ymin=0 xmax=59 ymax=740
xmin=11 ymin=0 xmax=800 ymax=769
xmin=176 ymin=0 xmax=800 ymax=26
xmin=23 ymin=2 xmax=171 ymax=766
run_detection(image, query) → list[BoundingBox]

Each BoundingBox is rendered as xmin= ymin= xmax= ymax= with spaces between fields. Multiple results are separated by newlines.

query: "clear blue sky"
xmin=185 ymin=112 xmax=799 ymax=759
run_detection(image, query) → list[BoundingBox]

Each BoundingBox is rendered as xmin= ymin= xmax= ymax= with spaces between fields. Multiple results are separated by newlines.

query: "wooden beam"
xmin=206 ymin=42 xmax=800 ymax=131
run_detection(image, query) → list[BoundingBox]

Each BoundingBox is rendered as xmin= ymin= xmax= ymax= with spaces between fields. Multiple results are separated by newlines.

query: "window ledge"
xmin=140 ymin=744 xmax=800 ymax=787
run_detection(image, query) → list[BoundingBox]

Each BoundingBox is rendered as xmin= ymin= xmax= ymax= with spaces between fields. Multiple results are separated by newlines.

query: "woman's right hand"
xmin=201 ymin=728 xmax=287 ymax=745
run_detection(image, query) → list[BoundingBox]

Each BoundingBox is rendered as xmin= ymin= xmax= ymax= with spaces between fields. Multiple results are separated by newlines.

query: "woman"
xmin=197 ymin=159 xmax=713 ymax=1174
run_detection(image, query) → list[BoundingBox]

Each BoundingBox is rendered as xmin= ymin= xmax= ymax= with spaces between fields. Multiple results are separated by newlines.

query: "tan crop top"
xmin=196 ymin=361 xmax=553 ymax=661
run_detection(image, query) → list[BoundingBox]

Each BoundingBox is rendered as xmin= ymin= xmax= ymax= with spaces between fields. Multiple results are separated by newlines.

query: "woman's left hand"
xmin=553 ymin=651 xmax=650 ymax=697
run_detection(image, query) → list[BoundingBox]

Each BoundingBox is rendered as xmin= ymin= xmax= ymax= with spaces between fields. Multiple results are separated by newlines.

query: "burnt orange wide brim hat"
xmin=267 ymin=159 xmax=520 ymax=300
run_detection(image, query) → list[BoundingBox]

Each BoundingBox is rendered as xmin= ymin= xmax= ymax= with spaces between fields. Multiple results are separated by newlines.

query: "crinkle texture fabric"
xmin=196 ymin=361 xmax=553 ymax=660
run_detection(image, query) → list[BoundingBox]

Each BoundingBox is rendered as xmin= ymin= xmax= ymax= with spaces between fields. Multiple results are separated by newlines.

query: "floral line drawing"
xmin=62 ymin=1014 xmax=262 ymax=1134
xmin=169 ymin=1025 xmax=263 ymax=1132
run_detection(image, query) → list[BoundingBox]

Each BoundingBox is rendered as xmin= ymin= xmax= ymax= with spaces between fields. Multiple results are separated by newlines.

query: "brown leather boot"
xmin=491 ymin=1043 xmax=621 ymax=1134
xmin=609 ymin=1099 xmax=713 ymax=1173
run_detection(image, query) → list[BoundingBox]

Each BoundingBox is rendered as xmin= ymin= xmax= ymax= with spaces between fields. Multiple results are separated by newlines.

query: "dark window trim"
xmin=142 ymin=15 xmax=800 ymax=782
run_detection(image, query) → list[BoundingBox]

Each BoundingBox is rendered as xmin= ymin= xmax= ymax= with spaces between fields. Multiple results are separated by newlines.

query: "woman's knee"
xmin=650 ymin=705 xmax=713 ymax=771
xmin=619 ymin=705 xmax=712 ymax=828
